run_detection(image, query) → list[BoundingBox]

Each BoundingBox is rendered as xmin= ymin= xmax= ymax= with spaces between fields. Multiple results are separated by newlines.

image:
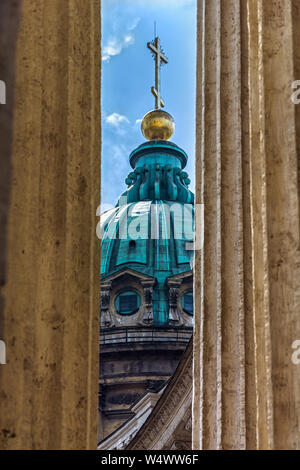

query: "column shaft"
xmin=0 ymin=0 xmax=101 ymax=450
xmin=193 ymin=0 xmax=300 ymax=450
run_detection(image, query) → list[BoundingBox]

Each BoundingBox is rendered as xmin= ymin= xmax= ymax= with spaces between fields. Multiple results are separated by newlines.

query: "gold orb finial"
xmin=141 ymin=109 xmax=175 ymax=141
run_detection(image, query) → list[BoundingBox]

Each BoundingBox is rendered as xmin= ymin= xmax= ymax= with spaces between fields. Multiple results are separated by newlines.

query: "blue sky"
xmin=101 ymin=0 xmax=197 ymax=208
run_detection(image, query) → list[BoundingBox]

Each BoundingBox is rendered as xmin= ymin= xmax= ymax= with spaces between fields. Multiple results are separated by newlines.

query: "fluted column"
xmin=193 ymin=0 xmax=300 ymax=450
xmin=0 ymin=0 xmax=101 ymax=449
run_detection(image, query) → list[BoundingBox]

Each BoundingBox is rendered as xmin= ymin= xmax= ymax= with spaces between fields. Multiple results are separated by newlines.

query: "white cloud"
xmin=102 ymin=33 xmax=135 ymax=62
xmin=103 ymin=39 xmax=123 ymax=58
xmin=102 ymin=36 xmax=131 ymax=62
xmin=102 ymin=16 xmax=140 ymax=62
xmin=135 ymin=118 xmax=142 ymax=125
xmin=105 ymin=113 xmax=130 ymax=127
xmin=124 ymin=34 xmax=134 ymax=46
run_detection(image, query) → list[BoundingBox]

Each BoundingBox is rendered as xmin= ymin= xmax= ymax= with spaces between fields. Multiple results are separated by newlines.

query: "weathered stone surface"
xmin=127 ymin=340 xmax=193 ymax=450
xmin=193 ymin=0 xmax=300 ymax=450
xmin=0 ymin=0 xmax=21 ymax=330
xmin=0 ymin=0 xmax=101 ymax=449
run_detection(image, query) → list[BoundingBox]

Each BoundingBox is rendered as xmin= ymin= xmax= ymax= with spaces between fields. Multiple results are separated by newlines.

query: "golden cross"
xmin=147 ymin=37 xmax=168 ymax=109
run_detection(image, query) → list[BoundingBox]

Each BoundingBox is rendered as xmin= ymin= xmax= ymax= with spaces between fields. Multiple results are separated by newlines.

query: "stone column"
xmin=193 ymin=0 xmax=300 ymax=450
xmin=0 ymin=0 xmax=101 ymax=450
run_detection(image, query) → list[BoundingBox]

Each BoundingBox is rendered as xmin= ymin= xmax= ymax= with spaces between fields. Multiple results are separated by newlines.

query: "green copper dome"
xmin=101 ymin=139 xmax=194 ymax=325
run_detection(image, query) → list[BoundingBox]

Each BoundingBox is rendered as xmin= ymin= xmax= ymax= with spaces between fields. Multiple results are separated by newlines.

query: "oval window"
xmin=181 ymin=291 xmax=193 ymax=315
xmin=115 ymin=291 xmax=141 ymax=315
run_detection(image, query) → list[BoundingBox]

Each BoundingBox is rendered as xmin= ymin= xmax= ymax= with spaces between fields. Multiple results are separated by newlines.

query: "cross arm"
xmin=147 ymin=42 xmax=168 ymax=64
xmin=147 ymin=42 xmax=156 ymax=54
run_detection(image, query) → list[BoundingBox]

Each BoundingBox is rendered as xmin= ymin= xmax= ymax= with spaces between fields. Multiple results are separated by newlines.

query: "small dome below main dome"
xmin=141 ymin=109 xmax=175 ymax=141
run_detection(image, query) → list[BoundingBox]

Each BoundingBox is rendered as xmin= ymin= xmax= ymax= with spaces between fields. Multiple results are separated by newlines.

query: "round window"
xmin=181 ymin=291 xmax=193 ymax=315
xmin=115 ymin=291 xmax=141 ymax=315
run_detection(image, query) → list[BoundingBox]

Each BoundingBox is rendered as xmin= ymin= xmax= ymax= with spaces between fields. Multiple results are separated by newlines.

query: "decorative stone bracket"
xmin=141 ymin=280 xmax=155 ymax=325
xmin=167 ymin=279 xmax=183 ymax=325
xmin=100 ymin=281 xmax=114 ymax=327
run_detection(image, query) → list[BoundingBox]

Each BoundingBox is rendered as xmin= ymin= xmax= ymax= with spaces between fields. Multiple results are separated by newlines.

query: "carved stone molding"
xmin=167 ymin=279 xmax=183 ymax=325
xmin=141 ymin=281 xmax=154 ymax=325
xmin=170 ymin=440 xmax=191 ymax=451
xmin=100 ymin=281 xmax=114 ymax=327
xmin=100 ymin=268 xmax=156 ymax=328
xmin=168 ymin=287 xmax=180 ymax=324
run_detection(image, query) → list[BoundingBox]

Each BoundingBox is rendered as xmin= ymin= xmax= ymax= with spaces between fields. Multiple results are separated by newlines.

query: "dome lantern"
xmin=141 ymin=35 xmax=175 ymax=141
